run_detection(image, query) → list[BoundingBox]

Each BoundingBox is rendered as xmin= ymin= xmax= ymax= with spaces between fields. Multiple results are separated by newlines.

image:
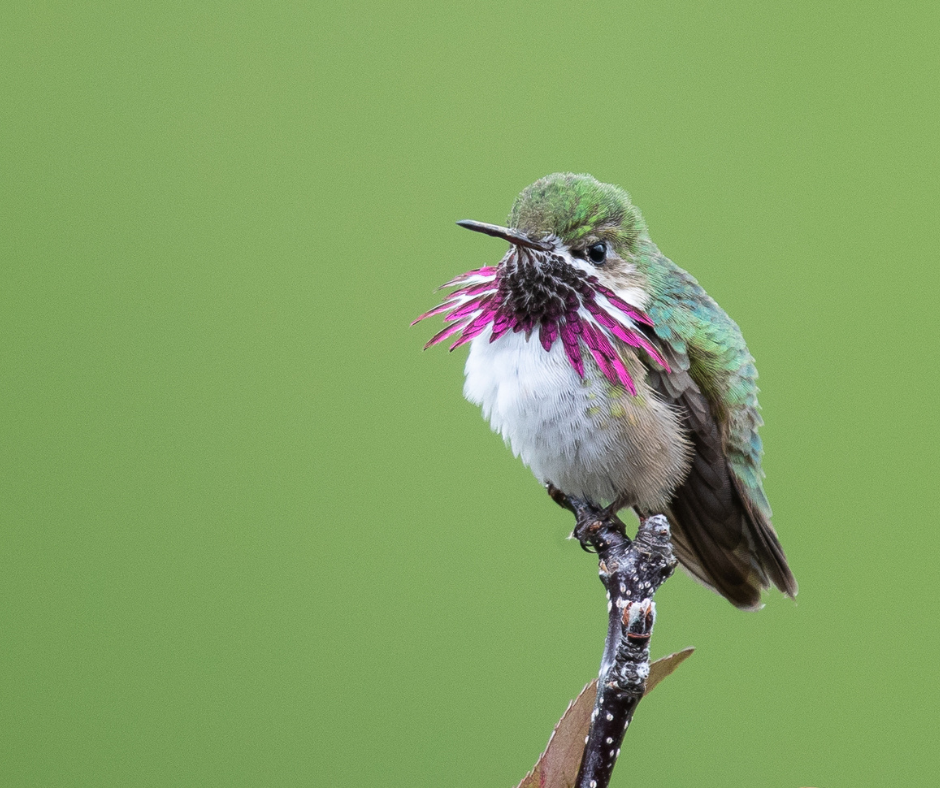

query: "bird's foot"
xmin=545 ymin=484 xmax=629 ymax=552
xmin=546 ymin=483 xmax=575 ymax=513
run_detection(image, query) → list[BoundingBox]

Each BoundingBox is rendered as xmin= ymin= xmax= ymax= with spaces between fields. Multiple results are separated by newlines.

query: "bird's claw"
xmin=545 ymin=484 xmax=627 ymax=552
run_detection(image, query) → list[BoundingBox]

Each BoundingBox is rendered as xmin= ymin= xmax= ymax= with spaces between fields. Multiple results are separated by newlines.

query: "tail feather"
xmin=664 ymin=481 xmax=796 ymax=610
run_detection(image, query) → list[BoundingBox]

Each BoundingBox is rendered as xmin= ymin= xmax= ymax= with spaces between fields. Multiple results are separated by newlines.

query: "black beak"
xmin=456 ymin=220 xmax=552 ymax=251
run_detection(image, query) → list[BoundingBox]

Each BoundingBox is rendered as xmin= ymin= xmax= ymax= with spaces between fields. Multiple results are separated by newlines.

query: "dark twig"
xmin=574 ymin=513 xmax=677 ymax=788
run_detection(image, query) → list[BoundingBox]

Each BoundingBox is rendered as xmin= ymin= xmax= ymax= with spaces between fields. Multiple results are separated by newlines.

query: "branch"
xmin=514 ymin=648 xmax=694 ymax=788
xmin=574 ymin=514 xmax=677 ymax=788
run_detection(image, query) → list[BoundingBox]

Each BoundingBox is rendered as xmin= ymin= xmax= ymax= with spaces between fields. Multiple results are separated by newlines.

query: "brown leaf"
xmin=645 ymin=647 xmax=695 ymax=695
xmin=515 ymin=680 xmax=597 ymax=788
xmin=514 ymin=648 xmax=694 ymax=788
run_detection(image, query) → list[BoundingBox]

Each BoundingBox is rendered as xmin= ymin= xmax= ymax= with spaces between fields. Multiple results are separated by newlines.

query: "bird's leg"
xmin=598 ymin=491 xmax=635 ymax=524
xmin=546 ymin=484 xmax=630 ymax=553
xmin=546 ymin=484 xmax=630 ymax=552
xmin=545 ymin=483 xmax=576 ymax=513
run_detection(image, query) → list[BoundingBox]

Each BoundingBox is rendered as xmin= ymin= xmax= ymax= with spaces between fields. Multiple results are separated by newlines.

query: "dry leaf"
xmin=515 ymin=680 xmax=597 ymax=788
xmin=515 ymin=648 xmax=694 ymax=788
xmin=645 ymin=647 xmax=695 ymax=695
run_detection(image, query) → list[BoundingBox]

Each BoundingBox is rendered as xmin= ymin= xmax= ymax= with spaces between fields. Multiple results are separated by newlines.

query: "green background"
xmin=2 ymin=2 xmax=938 ymax=786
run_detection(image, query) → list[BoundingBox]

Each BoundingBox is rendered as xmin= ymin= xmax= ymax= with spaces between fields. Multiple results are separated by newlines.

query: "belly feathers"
xmin=463 ymin=328 xmax=691 ymax=509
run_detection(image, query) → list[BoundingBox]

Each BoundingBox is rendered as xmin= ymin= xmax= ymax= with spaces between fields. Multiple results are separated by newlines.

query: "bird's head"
xmin=414 ymin=173 xmax=666 ymax=394
xmin=508 ymin=172 xmax=648 ymax=269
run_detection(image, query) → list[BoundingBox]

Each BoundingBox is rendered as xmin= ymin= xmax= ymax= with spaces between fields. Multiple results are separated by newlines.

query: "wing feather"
xmin=639 ymin=251 xmax=797 ymax=608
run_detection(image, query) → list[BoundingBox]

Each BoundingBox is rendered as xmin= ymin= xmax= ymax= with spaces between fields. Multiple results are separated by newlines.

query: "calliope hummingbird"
xmin=414 ymin=173 xmax=796 ymax=609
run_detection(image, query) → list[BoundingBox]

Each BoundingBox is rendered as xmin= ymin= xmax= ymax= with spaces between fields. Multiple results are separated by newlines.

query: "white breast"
xmin=463 ymin=326 xmax=691 ymax=508
xmin=464 ymin=327 xmax=623 ymax=503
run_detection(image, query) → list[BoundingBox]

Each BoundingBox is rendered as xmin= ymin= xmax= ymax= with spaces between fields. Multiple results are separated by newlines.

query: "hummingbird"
xmin=414 ymin=173 xmax=796 ymax=609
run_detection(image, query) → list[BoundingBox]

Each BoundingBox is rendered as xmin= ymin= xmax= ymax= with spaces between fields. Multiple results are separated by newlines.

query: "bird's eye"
xmin=587 ymin=242 xmax=607 ymax=265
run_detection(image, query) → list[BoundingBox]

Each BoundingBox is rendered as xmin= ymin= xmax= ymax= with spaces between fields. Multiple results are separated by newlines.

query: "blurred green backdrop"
xmin=2 ymin=2 xmax=938 ymax=786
